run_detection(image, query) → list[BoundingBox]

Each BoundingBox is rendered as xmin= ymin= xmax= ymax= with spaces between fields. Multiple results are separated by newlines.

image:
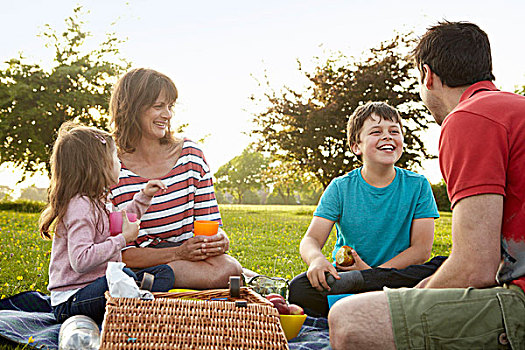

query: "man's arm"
xmin=425 ymin=194 xmax=503 ymax=288
xmin=378 ymin=218 xmax=434 ymax=269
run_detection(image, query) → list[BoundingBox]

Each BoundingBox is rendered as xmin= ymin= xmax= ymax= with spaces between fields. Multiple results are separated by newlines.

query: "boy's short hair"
xmin=347 ymin=102 xmax=402 ymax=147
xmin=412 ymin=21 xmax=495 ymax=87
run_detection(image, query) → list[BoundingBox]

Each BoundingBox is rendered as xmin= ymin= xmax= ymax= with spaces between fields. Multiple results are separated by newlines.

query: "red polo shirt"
xmin=439 ymin=81 xmax=525 ymax=291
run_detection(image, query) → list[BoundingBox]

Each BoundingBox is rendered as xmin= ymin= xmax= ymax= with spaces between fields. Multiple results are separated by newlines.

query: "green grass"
xmin=0 ymin=206 xmax=452 ymax=349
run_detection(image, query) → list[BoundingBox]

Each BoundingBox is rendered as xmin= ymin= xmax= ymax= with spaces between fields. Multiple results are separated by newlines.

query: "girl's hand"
xmin=336 ymin=249 xmax=371 ymax=271
xmin=121 ymin=210 xmax=141 ymax=243
xmin=306 ymin=256 xmax=340 ymax=292
xmin=200 ymin=228 xmax=230 ymax=257
xmin=143 ymin=180 xmax=167 ymax=197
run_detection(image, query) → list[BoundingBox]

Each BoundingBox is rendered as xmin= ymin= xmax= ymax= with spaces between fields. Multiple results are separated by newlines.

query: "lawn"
xmin=0 ymin=205 xmax=452 ymax=349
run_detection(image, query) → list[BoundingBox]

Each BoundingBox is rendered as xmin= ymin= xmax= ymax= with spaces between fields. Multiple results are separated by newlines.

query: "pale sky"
xmin=2 ymin=0 xmax=525 ymax=195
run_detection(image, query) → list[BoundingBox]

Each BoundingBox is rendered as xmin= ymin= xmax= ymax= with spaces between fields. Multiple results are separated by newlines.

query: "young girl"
xmin=40 ymin=122 xmax=175 ymax=324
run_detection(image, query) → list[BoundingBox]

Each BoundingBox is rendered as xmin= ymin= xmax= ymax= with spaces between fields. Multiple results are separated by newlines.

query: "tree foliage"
xmin=214 ymin=148 xmax=269 ymax=204
xmin=262 ymin=160 xmax=322 ymax=205
xmin=431 ymin=180 xmax=451 ymax=212
xmin=252 ymin=34 xmax=434 ymax=188
xmin=0 ymin=7 xmax=130 ymax=177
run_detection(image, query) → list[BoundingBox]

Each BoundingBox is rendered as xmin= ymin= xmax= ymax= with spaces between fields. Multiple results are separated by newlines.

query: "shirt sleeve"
xmin=313 ymin=179 xmax=342 ymax=222
xmin=414 ymin=177 xmax=440 ymax=219
xmin=121 ymin=190 xmax=153 ymax=220
xmin=440 ymin=112 xmax=508 ymax=207
xmin=65 ymin=197 xmax=126 ymax=274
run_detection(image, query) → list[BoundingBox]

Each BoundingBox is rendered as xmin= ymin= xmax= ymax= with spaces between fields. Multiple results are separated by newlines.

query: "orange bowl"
xmin=193 ymin=220 xmax=219 ymax=236
xmin=279 ymin=314 xmax=307 ymax=340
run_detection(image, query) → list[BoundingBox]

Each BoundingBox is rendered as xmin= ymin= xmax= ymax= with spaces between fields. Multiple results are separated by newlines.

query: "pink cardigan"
xmin=47 ymin=191 xmax=151 ymax=292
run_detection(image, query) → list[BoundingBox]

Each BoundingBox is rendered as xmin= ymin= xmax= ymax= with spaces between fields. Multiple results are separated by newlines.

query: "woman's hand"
xmin=143 ymin=179 xmax=167 ymax=197
xmin=200 ymin=228 xmax=230 ymax=257
xmin=121 ymin=210 xmax=141 ymax=243
xmin=336 ymin=249 xmax=371 ymax=271
xmin=306 ymin=256 xmax=340 ymax=292
xmin=176 ymin=236 xmax=211 ymax=261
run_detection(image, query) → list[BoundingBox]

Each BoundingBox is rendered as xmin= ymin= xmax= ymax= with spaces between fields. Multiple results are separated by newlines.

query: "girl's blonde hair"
xmin=39 ymin=122 xmax=116 ymax=239
xmin=110 ymin=68 xmax=180 ymax=153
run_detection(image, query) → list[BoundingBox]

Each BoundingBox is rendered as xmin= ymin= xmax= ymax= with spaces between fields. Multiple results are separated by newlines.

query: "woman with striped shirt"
xmin=109 ymin=68 xmax=243 ymax=289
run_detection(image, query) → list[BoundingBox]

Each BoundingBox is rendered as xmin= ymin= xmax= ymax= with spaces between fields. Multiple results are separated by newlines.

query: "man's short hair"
xmin=412 ymin=21 xmax=495 ymax=87
xmin=347 ymin=101 xmax=402 ymax=148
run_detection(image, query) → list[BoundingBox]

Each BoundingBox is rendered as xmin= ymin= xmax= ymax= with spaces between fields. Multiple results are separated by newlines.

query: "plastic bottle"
xmin=58 ymin=315 xmax=101 ymax=350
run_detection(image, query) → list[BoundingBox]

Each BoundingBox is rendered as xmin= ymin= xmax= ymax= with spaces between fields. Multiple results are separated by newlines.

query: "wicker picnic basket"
xmin=100 ymin=287 xmax=289 ymax=349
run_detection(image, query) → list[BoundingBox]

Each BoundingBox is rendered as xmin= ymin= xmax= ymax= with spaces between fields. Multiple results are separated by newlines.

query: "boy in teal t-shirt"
xmin=316 ymin=167 xmax=438 ymax=268
xmin=288 ymin=102 xmax=442 ymax=317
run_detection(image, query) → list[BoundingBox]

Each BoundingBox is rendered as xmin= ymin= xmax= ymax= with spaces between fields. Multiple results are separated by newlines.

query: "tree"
xmin=214 ymin=148 xmax=269 ymax=204
xmin=0 ymin=7 xmax=130 ymax=178
xmin=262 ymin=160 xmax=322 ymax=205
xmin=262 ymin=161 xmax=303 ymax=205
xmin=19 ymin=185 xmax=47 ymax=202
xmin=0 ymin=185 xmax=14 ymax=201
xmin=431 ymin=180 xmax=451 ymax=212
xmin=252 ymin=33 xmax=434 ymax=188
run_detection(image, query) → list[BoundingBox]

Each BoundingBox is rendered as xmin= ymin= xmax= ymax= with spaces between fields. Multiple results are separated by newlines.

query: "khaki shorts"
xmin=385 ymin=284 xmax=525 ymax=349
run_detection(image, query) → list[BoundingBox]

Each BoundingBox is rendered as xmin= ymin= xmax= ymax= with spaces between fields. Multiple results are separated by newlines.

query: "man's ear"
xmin=422 ymin=64 xmax=434 ymax=89
xmin=351 ymin=143 xmax=361 ymax=156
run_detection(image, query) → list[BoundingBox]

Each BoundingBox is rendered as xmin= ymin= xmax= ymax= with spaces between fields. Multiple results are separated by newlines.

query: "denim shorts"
xmin=385 ymin=284 xmax=525 ymax=349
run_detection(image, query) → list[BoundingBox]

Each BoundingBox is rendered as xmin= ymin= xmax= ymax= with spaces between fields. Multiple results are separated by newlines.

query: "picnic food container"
xmin=100 ymin=286 xmax=289 ymax=349
xmin=193 ymin=220 xmax=220 ymax=236
xmin=279 ymin=314 xmax=307 ymax=340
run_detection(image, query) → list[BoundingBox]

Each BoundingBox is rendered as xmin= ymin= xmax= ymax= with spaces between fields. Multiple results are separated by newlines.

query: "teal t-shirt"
xmin=314 ymin=167 xmax=439 ymax=267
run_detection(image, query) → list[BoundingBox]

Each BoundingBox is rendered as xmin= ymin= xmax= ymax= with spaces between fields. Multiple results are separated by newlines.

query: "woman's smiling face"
xmin=139 ymin=90 xmax=174 ymax=141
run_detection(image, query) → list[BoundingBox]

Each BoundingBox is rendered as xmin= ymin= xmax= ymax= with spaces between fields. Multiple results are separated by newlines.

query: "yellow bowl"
xmin=279 ymin=314 xmax=307 ymax=340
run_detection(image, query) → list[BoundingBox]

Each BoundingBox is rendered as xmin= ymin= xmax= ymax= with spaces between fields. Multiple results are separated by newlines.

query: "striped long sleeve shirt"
xmin=110 ymin=139 xmax=222 ymax=249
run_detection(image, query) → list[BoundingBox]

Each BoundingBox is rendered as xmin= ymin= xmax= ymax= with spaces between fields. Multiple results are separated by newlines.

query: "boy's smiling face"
xmin=351 ymin=114 xmax=404 ymax=167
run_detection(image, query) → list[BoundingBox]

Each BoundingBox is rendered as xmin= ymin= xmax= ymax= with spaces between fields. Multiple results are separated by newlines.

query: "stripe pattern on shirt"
xmin=110 ymin=139 xmax=222 ymax=249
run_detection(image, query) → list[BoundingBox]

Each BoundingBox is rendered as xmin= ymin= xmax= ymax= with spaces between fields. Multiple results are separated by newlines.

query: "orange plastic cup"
xmin=193 ymin=220 xmax=219 ymax=236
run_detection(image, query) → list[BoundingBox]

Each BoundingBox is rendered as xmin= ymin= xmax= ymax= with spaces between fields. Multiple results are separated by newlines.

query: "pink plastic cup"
xmin=109 ymin=212 xmax=138 ymax=236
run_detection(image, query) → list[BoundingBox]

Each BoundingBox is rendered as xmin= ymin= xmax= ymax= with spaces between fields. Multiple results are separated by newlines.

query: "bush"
xmin=0 ymin=199 xmax=46 ymax=213
xmin=431 ymin=181 xmax=451 ymax=212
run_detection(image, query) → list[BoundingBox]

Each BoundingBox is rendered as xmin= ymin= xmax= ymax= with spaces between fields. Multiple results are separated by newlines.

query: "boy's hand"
xmin=121 ymin=210 xmax=141 ymax=243
xmin=336 ymin=249 xmax=371 ymax=271
xmin=306 ymin=256 xmax=340 ymax=292
xmin=143 ymin=180 xmax=167 ymax=197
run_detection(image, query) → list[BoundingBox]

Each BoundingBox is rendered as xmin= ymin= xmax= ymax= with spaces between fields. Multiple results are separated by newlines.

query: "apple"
xmin=288 ymin=304 xmax=304 ymax=315
xmin=335 ymin=245 xmax=355 ymax=267
xmin=268 ymin=297 xmax=286 ymax=307
xmin=266 ymin=293 xmax=291 ymax=315
xmin=265 ymin=293 xmax=285 ymax=302
xmin=274 ymin=302 xmax=290 ymax=315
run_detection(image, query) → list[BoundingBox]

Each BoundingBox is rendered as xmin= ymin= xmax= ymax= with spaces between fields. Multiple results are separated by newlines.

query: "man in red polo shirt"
xmin=328 ymin=21 xmax=525 ymax=349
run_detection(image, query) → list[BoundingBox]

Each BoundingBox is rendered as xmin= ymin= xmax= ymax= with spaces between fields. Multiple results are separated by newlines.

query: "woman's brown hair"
xmin=110 ymin=68 xmax=179 ymax=153
xmin=39 ymin=122 xmax=116 ymax=238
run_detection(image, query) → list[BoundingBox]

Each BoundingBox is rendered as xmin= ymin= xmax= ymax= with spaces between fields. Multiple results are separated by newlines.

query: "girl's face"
xmin=110 ymin=146 xmax=121 ymax=185
xmin=139 ymin=90 xmax=174 ymax=141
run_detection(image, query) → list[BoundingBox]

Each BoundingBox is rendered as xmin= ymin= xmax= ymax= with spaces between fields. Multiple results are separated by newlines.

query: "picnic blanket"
xmin=0 ymin=292 xmax=331 ymax=349
xmin=288 ymin=316 xmax=331 ymax=349
xmin=0 ymin=291 xmax=59 ymax=349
